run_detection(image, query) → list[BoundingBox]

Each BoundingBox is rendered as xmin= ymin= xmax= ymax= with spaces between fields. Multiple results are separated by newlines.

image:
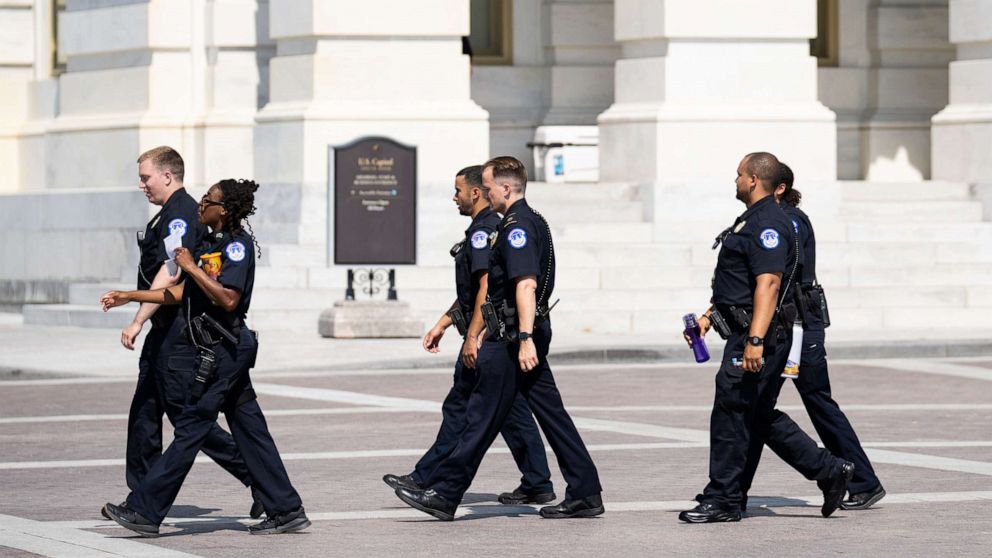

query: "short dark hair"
xmin=456 ymin=165 xmax=483 ymax=189
xmin=482 ymin=156 xmax=528 ymax=193
xmin=778 ymin=162 xmax=802 ymax=207
xmin=744 ymin=152 xmax=780 ymax=191
xmin=137 ymin=146 xmax=185 ymax=182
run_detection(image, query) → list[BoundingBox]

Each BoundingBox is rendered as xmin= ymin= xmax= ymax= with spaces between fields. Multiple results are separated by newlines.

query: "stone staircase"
xmin=23 ymin=180 xmax=992 ymax=340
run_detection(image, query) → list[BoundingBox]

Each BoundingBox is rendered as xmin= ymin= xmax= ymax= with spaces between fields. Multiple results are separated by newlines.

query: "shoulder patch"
xmin=759 ymin=228 xmax=780 ymax=250
xmin=507 ymin=227 xmax=527 ymax=249
xmin=471 ymin=230 xmax=488 ymax=249
xmin=225 ymin=241 xmax=247 ymax=262
xmin=167 ymin=218 xmax=188 ymax=237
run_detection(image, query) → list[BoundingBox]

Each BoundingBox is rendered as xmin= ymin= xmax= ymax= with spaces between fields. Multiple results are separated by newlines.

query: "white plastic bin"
xmin=531 ymin=126 xmax=599 ymax=183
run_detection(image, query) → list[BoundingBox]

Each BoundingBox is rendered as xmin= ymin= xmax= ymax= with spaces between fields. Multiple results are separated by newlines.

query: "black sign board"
xmin=330 ymin=137 xmax=417 ymax=265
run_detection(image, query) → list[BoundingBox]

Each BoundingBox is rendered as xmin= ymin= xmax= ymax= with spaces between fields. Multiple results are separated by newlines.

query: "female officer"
xmin=100 ymin=179 xmax=309 ymax=537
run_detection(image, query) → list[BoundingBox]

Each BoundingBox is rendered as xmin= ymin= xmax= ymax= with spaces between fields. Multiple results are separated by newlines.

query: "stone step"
xmin=839 ymin=181 xmax=971 ymax=202
xmin=22 ymin=304 xmax=134 ymax=329
xmin=68 ymin=283 xmax=133 ymax=305
xmin=837 ymin=201 xmax=982 ymax=223
xmin=418 ymin=199 xmax=645 ymax=224
xmin=418 ymin=181 xmax=640 ymax=202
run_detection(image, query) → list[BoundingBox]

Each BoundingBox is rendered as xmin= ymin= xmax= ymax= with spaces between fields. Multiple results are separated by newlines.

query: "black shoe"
xmin=103 ymin=502 xmax=159 ymax=537
xmin=248 ymin=506 xmax=311 ymax=535
xmin=841 ymin=484 xmax=886 ymax=510
xmin=100 ymin=500 xmax=123 ymax=520
xmin=249 ymin=487 xmax=265 ymax=520
xmin=498 ymin=488 xmax=557 ymax=505
xmin=382 ymin=473 xmax=421 ymax=491
xmin=821 ymin=461 xmax=855 ymax=518
xmin=394 ymin=487 xmax=457 ymax=521
xmin=539 ymin=494 xmax=604 ymax=519
xmin=678 ymin=502 xmax=741 ymax=523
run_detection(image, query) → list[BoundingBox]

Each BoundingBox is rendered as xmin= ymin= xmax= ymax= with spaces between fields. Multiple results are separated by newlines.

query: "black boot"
xmin=822 ymin=461 xmax=855 ymax=517
xmin=394 ymin=487 xmax=458 ymax=521
xmin=103 ymin=502 xmax=160 ymax=537
xmin=382 ymin=473 xmax=421 ymax=491
xmin=498 ymin=488 xmax=557 ymax=505
xmin=539 ymin=494 xmax=604 ymax=519
xmin=678 ymin=502 xmax=741 ymax=523
xmin=248 ymin=506 xmax=311 ymax=535
xmin=841 ymin=484 xmax=885 ymax=510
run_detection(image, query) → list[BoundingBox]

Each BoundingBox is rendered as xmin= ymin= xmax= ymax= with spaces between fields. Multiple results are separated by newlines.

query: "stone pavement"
xmin=1 ymin=314 xmax=992 ymax=557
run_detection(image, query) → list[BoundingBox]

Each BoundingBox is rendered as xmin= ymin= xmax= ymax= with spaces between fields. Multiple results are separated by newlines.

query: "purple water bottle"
xmin=683 ymin=313 xmax=711 ymax=363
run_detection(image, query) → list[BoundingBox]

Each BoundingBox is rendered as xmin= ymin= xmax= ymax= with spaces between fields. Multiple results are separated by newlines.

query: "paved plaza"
xmin=1 ymin=320 xmax=992 ymax=557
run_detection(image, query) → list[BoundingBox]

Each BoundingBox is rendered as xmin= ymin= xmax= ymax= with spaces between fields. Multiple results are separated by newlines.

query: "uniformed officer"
xmin=102 ymin=146 xmax=260 ymax=520
xmin=738 ymin=162 xmax=885 ymax=510
xmin=393 ymin=156 xmax=604 ymax=521
xmin=382 ymin=165 xmax=556 ymax=505
xmin=680 ymin=152 xmax=853 ymax=523
xmin=100 ymin=179 xmax=308 ymax=536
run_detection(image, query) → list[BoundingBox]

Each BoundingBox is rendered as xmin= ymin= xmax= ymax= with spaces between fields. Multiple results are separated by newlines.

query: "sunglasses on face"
xmin=199 ymin=198 xmax=224 ymax=208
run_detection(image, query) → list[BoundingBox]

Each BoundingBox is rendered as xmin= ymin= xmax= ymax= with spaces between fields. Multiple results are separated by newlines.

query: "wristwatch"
xmin=747 ymin=336 xmax=764 ymax=347
xmin=518 ymin=332 xmax=532 ymax=342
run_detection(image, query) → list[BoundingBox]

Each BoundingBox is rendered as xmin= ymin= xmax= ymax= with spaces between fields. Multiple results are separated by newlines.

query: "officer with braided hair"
xmin=680 ymin=152 xmax=853 ymax=523
xmin=100 ymin=179 xmax=309 ymax=536
xmin=102 ymin=147 xmax=261 ymax=522
xmin=393 ymin=156 xmax=604 ymax=521
xmin=737 ymin=162 xmax=885 ymax=511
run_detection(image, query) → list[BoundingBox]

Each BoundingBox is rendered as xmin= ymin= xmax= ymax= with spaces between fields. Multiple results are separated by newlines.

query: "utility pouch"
xmin=730 ymin=306 xmax=752 ymax=329
xmin=447 ymin=307 xmax=469 ymax=337
xmin=481 ymin=301 xmax=506 ymax=341
xmin=778 ymin=302 xmax=799 ymax=328
xmin=710 ymin=309 xmax=732 ymax=340
xmin=191 ymin=347 xmax=218 ymax=399
xmin=500 ymin=301 xmax=518 ymax=341
xmin=809 ymin=284 xmax=831 ymax=328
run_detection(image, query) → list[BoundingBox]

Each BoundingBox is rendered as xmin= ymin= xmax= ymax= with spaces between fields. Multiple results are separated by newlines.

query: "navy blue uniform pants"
xmin=125 ymin=325 xmax=251 ymax=492
xmin=411 ymin=358 xmax=554 ymax=495
xmin=741 ymin=329 xmax=880 ymax=498
xmin=127 ymin=329 xmax=301 ymax=524
xmin=701 ymin=329 xmax=841 ymax=510
xmin=425 ymin=322 xmax=601 ymax=503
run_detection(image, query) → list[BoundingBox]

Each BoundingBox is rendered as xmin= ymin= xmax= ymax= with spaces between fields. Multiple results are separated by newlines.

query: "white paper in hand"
xmin=163 ymin=230 xmax=184 ymax=277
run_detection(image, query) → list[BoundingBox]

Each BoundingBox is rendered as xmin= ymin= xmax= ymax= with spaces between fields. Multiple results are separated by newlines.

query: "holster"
xmin=480 ymin=301 xmax=505 ymax=341
xmin=447 ymin=307 xmax=469 ymax=337
xmin=709 ymin=309 xmax=732 ymax=340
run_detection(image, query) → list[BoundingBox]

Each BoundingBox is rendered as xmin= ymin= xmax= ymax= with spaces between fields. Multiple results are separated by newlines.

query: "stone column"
xmin=598 ymin=0 xmax=836 ymax=192
xmin=541 ymin=0 xmax=618 ymax=126
xmin=255 ymin=0 xmax=489 ymax=245
xmin=43 ymin=0 xmax=265 ymax=190
xmin=820 ymin=0 xmax=952 ymax=181
xmin=932 ymin=0 xmax=992 ymax=183
xmin=0 ymin=0 xmax=36 ymax=192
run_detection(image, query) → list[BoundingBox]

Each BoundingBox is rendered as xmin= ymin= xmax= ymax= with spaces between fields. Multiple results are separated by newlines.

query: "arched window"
xmin=810 ymin=0 xmax=838 ymax=67
xmin=469 ymin=0 xmax=512 ymax=65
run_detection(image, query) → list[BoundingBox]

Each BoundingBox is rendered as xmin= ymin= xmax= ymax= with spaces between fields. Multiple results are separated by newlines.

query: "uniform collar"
xmin=161 ymin=187 xmax=187 ymax=211
xmin=503 ymin=198 xmax=529 ymax=222
xmin=467 ymin=206 xmax=495 ymax=233
xmin=740 ymin=194 xmax=775 ymax=221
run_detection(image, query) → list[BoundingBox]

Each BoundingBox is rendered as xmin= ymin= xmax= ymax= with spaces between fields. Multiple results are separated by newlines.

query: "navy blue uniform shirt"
xmin=488 ymin=199 xmax=555 ymax=312
xmin=712 ymin=195 xmax=797 ymax=307
xmin=454 ymin=207 xmax=500 ymax=314
xmin=185 ymin=229 xmax=255 ymax=328
xmin=137 ymin=188 xmax=207 ymax=326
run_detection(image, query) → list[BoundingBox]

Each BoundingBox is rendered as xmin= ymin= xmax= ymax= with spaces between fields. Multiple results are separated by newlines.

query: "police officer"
xmin=100 ymin=179 xmax=308 ymax=536
xmin=382 ymin=165 xmax=556 ymax=505
xmin=393 ymin=156 xmax=604 ymax=521
xmin=680 ymin=152 xmax=853 ymax=523
xmin=102 ymin=146 xmax=260 ymax=520
xmin=738 ymin=163 xmax=884 ymax=510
